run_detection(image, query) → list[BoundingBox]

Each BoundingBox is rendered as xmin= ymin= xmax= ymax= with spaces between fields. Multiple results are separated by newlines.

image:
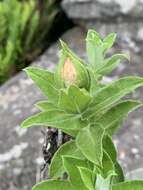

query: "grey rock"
xmin=62 ymin=0 xmax=143 ymax=41
xmin=62 ymin=0 xmax=143 ymax=18
xmin=80 ymin=21 xmax=143 ymax=42
xmin=126 ymin=168 xmax=143 ymax=180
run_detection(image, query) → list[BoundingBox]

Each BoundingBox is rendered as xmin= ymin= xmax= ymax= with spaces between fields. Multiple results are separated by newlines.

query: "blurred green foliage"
xmin=0 ymin=0 xmax=57 ymax=84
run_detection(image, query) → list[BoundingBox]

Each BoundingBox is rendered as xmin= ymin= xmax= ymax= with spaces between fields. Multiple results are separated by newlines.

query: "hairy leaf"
xmin=103 ymin=135 xmax=117 ymax=163
xmin=36 ymin=101 xmax=58 ymax=111
xmin=113 ymin=162 xmax=124 ymax=184
xmin=101 ymin=151 xmax=115 ymax=178
xmin=95 ymin=174 xmax=113 ymax=190
xmin=24 ymin=67 xmax=59 ymax=104
xmin=78 ymin=167 xmax=95 ymax=190
xmin=98 ymin=100 xmax=143 ymax=135
xmin=102 ymin=33 xmax=117 ymax=53
xmin=63 ymin=156 xmax=90 ymax=190
xmin=49 ymin=140 xmax=83 ymax=178
xmin=86 ymin=29 xmax=103 ymax=66
xmin=97 ymin=54 xmax=129 ymax=75
xmin=32 ymin=180 xmax=74 ymax=190
xmin=60 ymin=40 xmax=84 ymax=63
xmin=58 ymin=85 xmax=91 ymax=113
xmin=83 ymin=77 xmax=143 ymax=119
xmin=76 ymin=124 xmax=105 ymax=165
xmin=21 ymin=109 xmax=84 ymax=131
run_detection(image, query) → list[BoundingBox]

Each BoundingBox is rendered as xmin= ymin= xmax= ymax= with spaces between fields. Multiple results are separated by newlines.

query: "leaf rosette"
xmin=21 ymin=29 xmax=143 ymax=190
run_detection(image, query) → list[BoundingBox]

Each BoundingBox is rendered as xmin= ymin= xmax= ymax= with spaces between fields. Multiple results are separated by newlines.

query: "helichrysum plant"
xmin=21 ymin=29 xmax=143 ymax=190
xmin=0 ymin=0 xmax=57 ymax=84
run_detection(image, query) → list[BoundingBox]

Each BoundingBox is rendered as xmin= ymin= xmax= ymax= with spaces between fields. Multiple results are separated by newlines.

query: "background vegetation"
xmin=0 ymin=0 xmax=58 ymax=84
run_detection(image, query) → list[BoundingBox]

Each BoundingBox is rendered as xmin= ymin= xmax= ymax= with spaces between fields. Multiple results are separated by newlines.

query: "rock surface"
xmin=62 ymin=0 xmax=143 ymax=18
xmin=62 ymin=0 xmax=143 ymax=41
xmin=1 ymin=27 xmax=143 ymax=189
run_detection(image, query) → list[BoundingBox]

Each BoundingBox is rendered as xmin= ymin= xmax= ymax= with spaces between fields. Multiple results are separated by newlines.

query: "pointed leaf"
xmin=98 ymin=100 xmax=143 ymax=135
xmin=86 ymin=29 xmax=103 ymax=66
xmin=98 ymin=59 xmax=120 ymax=75
xmin=101 ymin=151 xmax=115 ymax=178
xmin=78 ymin=167 xmax=95 ymax=190
xmin=88 ymin=68 xmax=103 ymax=95
xmin=97 ymin=53 xmax=129 ymax=75
xmin=95 ymin=174 xmax=113 ymax=190
xmin=62 ymin=156 xmax=89 ymax=190
xmin=76 ymin=124 xmax=105 ymax=165
xmin=59 ymin=90 xmax=76 ymax=113
xmin=113 ymin=162 xmax=124 ymax=184
xmin=102 ymin=33 xmax=117 ymax=53
xmin=103 ymin=135 xmax=117 ymax=163
xmin=36 ymin=101 xmax=58 ymax=111
xmin=59 ymin=85 xmax=91 ymax=113
xmin=21 ymin=110 xmax=84 ymax=131
xmin=32 ymin=180 xmax=74 ymax=190
xmin=62 ymin=128 xmax=80 ymax=137
xmin=106 ymin=121 xmax=121 ymax=136
xmin=83 ymin=77 xmax=143 ymax=119
xmin=60 ymin=40 xmax=84 ymax=63
xmin=86 ymin=30 xmax=102 ymax=44
xmin=49 ymin=140 xmax=83 ymax=178
xmin=24 ymin=67 xmax=59 ymax=103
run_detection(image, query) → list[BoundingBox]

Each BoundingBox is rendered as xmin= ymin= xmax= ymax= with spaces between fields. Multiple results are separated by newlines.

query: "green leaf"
xmin=49 ymin=140 xmax=84 ymax=178
xmin=99 ymin=59 xmax=120 ymax=75
xmin=86 ymin=29 xmax=104 ymax=66
xmin=21 ymin=109 xmax=84 ymax=131
xmin=60 ymin=40 xmax=84 ymax=63
xmin=58 ymin=85 xmax=91 ymax=113
xmin=36 ymin=101 xmax=58 ymax=111
xmin=86 ymin=29 xmax=102 ymax=45
xmin=98 ymin=100 xmax=143 ymax=135
xmin=95 ymin=174 xmax=113 ymax=190
xmin=62 ymin=156 xmax=89 ymax=190
xmin=102 ymin=33 xmax=117 ymax=53
xmin=113 ymin=162 xmax=124 ymax=184
xmin=88 ymin=67 xmax=103 ymax=95
xmin=62 ymin=128 xmax=80 ymax=137
xmin=112 ymin=180 xmax=143 ymax=190
xmin=103 ymin=135 xmax=117 ymax=163
xmin=83 ymin=77 xmax=143 ymax=119
xmin=78 ymin=167 xmax=95 ymax=190
xmin=106 ymin=122 xmax=121 ymax=136
xmin=101 ymin=151 xmax=115 ymax=178
xmin=76 ymin=124 xmax=105 ymax=165
xmin=32 ymin=180 xmax=74 ymax=190
xmin=24 ymin=67 xmax=59 ymax=104
xmin=97 ymin=54 xmax=129 ymax=75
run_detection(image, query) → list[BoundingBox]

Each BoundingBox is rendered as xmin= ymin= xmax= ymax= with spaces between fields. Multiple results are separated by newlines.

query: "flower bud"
xmin=61 ymin=57 xmax=77 ymax=85
xmin=62 ymin=57 xmax=90 ymax=90
xmin=55 ymin=41 xmax=90 ymax=90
